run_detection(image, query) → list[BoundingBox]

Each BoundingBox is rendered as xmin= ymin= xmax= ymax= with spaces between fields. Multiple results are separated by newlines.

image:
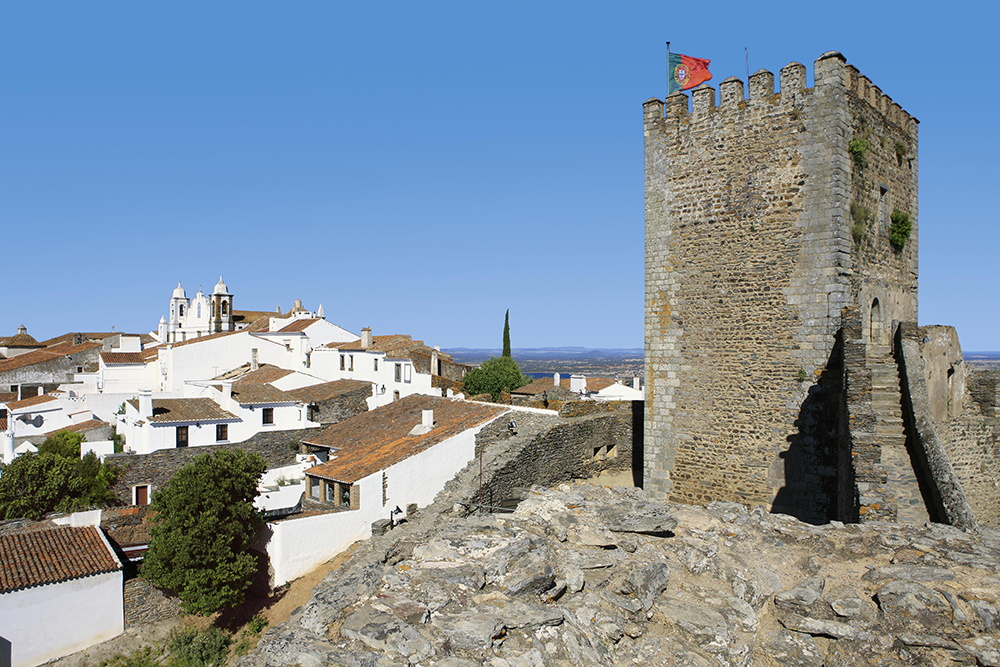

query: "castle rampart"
xmin=644 ymin=52 xmax=919 ymax=522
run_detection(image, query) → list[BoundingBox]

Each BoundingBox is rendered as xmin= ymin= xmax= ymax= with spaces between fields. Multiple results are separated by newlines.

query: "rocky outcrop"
xmin=242 ymin=484 xmax=1000 ymax=667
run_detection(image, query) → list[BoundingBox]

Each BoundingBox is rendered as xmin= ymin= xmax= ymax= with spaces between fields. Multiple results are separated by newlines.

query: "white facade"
xmin=308 ymin=347 xmax=432 ymax=409
xmin=0 ymin=394 xmax=103 ymax=463
xmin=259 ymin=410 xmax=504 ymax=586
xmin=161 ymin=278 xmax=234 ymax=344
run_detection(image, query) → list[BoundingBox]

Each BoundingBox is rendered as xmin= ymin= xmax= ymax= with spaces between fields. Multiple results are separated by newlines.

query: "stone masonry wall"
xmin=643 ymin=52 xmax=918 ymax=521
xmin=469 ymin=403 xmax=635 ymax=512
xmin=108 ymin=428 xmax=318 ymax=504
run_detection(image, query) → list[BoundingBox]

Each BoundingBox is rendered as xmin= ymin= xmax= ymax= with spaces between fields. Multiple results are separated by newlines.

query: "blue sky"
xmin=2 ymin=2 xmax=996 ymax=350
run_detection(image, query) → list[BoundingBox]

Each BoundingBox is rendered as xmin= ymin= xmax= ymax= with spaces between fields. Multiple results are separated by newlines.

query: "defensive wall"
xmin=643 ymin=51 xmax=920 ymax=521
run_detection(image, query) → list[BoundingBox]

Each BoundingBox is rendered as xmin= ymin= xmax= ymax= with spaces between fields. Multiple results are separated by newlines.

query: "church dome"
xmin=213 ymin=276 xmax=229 ymax=295
xmin=172 ymin=282 xmax=186 ymax=299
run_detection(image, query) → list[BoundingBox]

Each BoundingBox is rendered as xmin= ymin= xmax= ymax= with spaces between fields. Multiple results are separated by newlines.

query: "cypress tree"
xmin=502 ymin=309 xmax=511 ymax=358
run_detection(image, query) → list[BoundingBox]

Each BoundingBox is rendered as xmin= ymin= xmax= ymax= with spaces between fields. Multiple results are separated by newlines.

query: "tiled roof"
xmin=0 ymin=333 xmax=43 ymax=348
xmin=39 ymin=332 xmax=154 ymax=347
xmin=511 ymin=376 xmax=618 ymax=395
xmin=232 ymin=310 xmax=275 ymax=325
xmin=277 ymin=319 xmax=318 ymax=333
xmin=166 ymin=330 xmax=240 ymax=349
xmin=218 ymin=364 xmax=294 ymax=384
xmin=305 ymin=395 xmax=507 ymax=484
xmin=286 ymin=379 xmax=371 ymax=403
xmin=0 ymin=392 xmax=17 ymax=403
xmin=230 ymin=383 xmax=297 ymax=405
xmin=100 ymin=352 xmax=146 ymax=365
xmin=4 ymin=394 xmax=59 ymax=411
xmin=0 ymin=341 xmax=102 ymax=374
xmin=51 ymin=419 xmax=108 ymax=435
xmin=0 ymin=525 xmax=121 ymax=594
xmin=587 ymin=378 xmax=619 ymax=392
xmin=126 ymin=397 xmax=237 ymax=424
xmin=324 ymin=338 xmax=363 ymax=350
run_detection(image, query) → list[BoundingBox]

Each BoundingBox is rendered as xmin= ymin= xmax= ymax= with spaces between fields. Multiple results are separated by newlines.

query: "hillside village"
xmin=0 ymin=279 xmax=644 ymax=667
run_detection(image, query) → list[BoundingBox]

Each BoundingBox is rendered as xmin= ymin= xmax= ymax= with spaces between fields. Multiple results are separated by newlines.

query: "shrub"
xmin=99 ymin=646 xmax=160 ymax=667
xmin=894 ymin=140 xmax=907 ymax=166
xmin=167 ymin=627 xmax=231 ymax=667
xmin=889 ymin=209 xmax=912 ymax=247
xmin=246 ymin=613 xmax=268 ymax=635
xmin=461 ymin=357 xmax=530 ymax=401
xmin=848 ymin=137 xmax=870 ymax=168
xmin=37 ymin=431 xmax=84 ymax=459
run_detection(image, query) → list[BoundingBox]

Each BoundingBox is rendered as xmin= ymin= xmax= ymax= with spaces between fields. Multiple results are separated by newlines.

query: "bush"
xmin=461 ymin=357 xmax=530 ymax=400
xmin=246 ymin=613 xmax=267 ymax=635
xmin=889 ymin=209 xmax=912 ymax=247
xmin=167 ymin=627 xmax=231 ymax=667
xmin=848 ymin=137 xmax=870 ymax=168
xmin=37 ymin=431 xmax=84 ymax=459
xmin=99 ymin=646 xmax=160 ymax=667
xmin=0 ymin=451 xmax=118 ymax=520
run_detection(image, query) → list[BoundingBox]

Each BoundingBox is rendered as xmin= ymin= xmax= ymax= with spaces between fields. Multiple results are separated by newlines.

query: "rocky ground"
xmin=241 ymin=483 xmax=1000 ymax=667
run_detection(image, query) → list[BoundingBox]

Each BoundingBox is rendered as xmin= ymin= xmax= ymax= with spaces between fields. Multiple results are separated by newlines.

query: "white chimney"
xmin=361 ymin=327 xmax=373 ymax=348
xmin=570 ymin=374 xmax=586 ymax=394
xmin=633 ymin=376 xmax=640 ymax=390
xmin=138 ymin=388 xmax=153 ymax=419
xmin=422 ymin=409 xmax=434 ymax=429
xmin=251 ymin=348 xmax=259 ymax=372
xmin=553 ymin=373 xmax=560 ymax=388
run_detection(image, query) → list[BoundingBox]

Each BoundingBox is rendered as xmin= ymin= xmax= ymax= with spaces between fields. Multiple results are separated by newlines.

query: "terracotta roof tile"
xmin=4 ymin=394 xmax=59 ymax=411
xmin=277 ymin=319 xmax=318 ymax=333
xmin=587 ymin=378 xmax=618 ymax=392
xmin=305 ymin=395 xmax=506 ymax=484
xmin=222 ymin=364 xmax=294 ymax=384
xmin=52 ymin=419 xmax=108 ymax=435
xmin=125 ymin=398 xmax=237 ymax=424
xmin=39 ymin=332 xmax=154 ymax=347
xmin=0 ymin=333 xmax=43 ymax=348
xmin=232 ymin=310 xmax=276 ymax=325
xmin=229 ymin=383 xmax=297 ymax=405
xmin=287 ymin=379 xmax=371 ymax=403
xmin=0 ymin=525 xmax=121 ymax=593
xmin=324 ymin=338 xmax=363 ymax=350
xmin=100 ymin=352 xmax=146 ymax=365
xmin=0 ymin=341 xmax=102 ymax=375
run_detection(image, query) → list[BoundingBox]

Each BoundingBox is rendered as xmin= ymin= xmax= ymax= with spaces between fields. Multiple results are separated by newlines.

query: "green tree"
xmin=0 ymin=451 xmax=118 ymax=521
xmin=502 ymin=309 xmax=511 ymax=358
xmin=143 ymin=450 xmax=267 ymax=615
xmin=462 ymin=356 xmax=530 ymax=400
xmin=37 ymin=430 xmax=84 ymax=459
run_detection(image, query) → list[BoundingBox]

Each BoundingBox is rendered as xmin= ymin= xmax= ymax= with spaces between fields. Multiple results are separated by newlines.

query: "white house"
xmin=0 ymin=516 xmax=123 ymax=667
xmin=257 ymin=395 xmax=509 ymax=586
xmin=119 ymin=380 xmax=313 ymax=454
xmin=0 ymin=393 xmax=107 ymax=464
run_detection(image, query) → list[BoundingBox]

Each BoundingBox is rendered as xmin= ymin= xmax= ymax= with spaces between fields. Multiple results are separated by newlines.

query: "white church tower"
xmin=163 ymin=278 xmax=235 ymax=343
xmin=210 ymin=276 xmax=234 ymax=334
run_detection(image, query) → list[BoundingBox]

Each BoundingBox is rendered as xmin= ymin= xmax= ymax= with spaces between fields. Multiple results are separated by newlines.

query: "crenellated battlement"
xmin=643 ymin=51 xmax=917 ymax=134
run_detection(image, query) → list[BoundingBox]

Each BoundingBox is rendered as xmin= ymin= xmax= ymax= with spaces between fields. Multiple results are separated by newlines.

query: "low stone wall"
xmin=466 ymin=403 xmax=637 ymax=511
xmin=896 ymin=322 xmax=977 ymax=529
xmin=123 ymin=577 xmax=181 ymax=627
xmin=312 ymin=385 xmax=370 ymax=425
xmin=108 ymin=428 xmax=320 ymax=504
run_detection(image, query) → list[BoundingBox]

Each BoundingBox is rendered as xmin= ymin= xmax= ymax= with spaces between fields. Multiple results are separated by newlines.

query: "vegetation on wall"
xmin=889 ymin=209 xmax=912 ymax=248
xmin=143 ymin=450 xmax=266 ymax=615
xmin=894 ymin=140 xmax=908 ymax=166
xmin=848 ymin=137 xmax=870 ymax=168
xmin=850 ymin=201 xmax=870 ymax=244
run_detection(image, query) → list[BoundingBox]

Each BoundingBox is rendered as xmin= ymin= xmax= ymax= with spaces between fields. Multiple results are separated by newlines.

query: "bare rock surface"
xmin=241 ymin=483 xmax=1000 ymax=667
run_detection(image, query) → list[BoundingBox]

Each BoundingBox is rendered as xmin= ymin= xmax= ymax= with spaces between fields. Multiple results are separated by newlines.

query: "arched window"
xmin=179 ymin=304 xmax=185 ymax=317
xmin=197 ymin=302 xmax=201 ymax=318
xmin=222 ymin=301 xmax=229 ymax=316
xmin=870 ymin=298 xmax=882 ymax=345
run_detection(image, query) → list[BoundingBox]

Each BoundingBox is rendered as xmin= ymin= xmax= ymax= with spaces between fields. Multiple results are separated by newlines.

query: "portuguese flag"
xmin=668 ymin=53 xmax=712 ymax=95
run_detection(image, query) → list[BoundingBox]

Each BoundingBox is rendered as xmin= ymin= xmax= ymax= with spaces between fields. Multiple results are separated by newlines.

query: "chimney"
xmin=361 ymin=327 xmax=373 ymax=349
xmin=251 ymin=348 xmax=259 ymax=372
xmin=430 ymin=348 xmax=439 ymax=376
xmin=570 ymin=374 xmax=586 ymax=394
xmin=633 ymin=376 xmax=640 ymax=390
xmin=138 ymin=388 xmax=153 ymax=419
xmin=422 ymin=409 xmax=434 ymax=429
xmin=553 ymin=372 xmax=560 ymax=388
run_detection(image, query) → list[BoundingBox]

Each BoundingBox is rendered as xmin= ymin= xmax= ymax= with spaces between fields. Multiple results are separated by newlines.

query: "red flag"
xmin=668 ymin=53 xmax=712 ymax=95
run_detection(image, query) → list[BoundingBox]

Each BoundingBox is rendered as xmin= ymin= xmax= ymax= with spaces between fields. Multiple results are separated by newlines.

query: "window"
xmin=341 ymin=485 xmax=351 ymax=507
xmin=326 ymin=483 xmax=336 ymax=503
xmin=309 ymin=478 xmax=319 ymax=499
xmin=222 ymin=302 xmax=228 ymax=316
xmin=216 ymin=423 xmax=228 ymax=441
xmin=878 ymin=187 xmax=889 ymax=231
xmin=176 ymin=426 xmax=188 ymax=448
xmin=404 ymin=364 xmax=411 ymax=383
xmin=395 ymin=364 xmax=402 ymax=382
xmin=262 ymin=407 xmax=274 ymax=425
xmin=341 ymin=355 xmax=346 ymax=371
xmin=349 ymin=355 xmax=354 ymax=371
xmin=197 ymin=303 xmax=201 ymax=318
xmin=134 ymin=485 xmax=150 ymax=506
xmin=179 ymin=304 xmax=185 ymax=317
xmin=393 ymin=390 xmax=400 ymax=402
xmin=373 ymin=358 xmax=378 ymax=372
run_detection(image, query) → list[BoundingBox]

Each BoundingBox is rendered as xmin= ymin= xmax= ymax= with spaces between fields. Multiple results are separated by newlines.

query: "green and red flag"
xmin=667 ymin=53 xmax=712 ymax=95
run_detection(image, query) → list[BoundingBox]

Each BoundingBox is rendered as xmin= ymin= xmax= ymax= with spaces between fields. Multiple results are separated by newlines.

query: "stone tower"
xmin=643 ymin=52 xmax=919 ymax=522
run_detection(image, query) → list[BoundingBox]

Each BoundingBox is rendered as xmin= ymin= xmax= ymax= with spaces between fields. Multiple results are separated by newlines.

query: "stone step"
xmin=867 ymin=344 xmax=892 ymax=356
xmin=882 ymin=445 xmax=930 ymax=525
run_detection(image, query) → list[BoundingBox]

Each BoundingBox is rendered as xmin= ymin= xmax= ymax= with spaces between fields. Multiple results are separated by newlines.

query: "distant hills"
xmin=444 ymin=348 xmax=644 ymax=377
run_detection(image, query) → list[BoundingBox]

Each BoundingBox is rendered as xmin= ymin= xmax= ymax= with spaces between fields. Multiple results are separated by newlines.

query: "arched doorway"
xmin=870 ymin=298 xmax=883 ymax=346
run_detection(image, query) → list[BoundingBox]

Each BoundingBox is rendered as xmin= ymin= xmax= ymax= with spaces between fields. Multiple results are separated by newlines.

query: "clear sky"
xmin=2 ymin=1 xmax=996 ymax=350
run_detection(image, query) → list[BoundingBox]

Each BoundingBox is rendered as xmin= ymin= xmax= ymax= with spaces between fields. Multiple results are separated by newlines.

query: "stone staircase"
xmin=866 ymin=344 xmax=930 ymax=525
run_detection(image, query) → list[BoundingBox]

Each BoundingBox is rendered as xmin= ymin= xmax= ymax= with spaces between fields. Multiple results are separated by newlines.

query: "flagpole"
xmin=666 ymin=41 xmax=671 ymax=99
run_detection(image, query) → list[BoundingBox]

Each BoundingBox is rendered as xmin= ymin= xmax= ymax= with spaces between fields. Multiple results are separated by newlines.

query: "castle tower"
xmin=643 ymin=52 xmax=918 ymax=521
xmin=210 ymin=276 xmax=234 ymax=334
